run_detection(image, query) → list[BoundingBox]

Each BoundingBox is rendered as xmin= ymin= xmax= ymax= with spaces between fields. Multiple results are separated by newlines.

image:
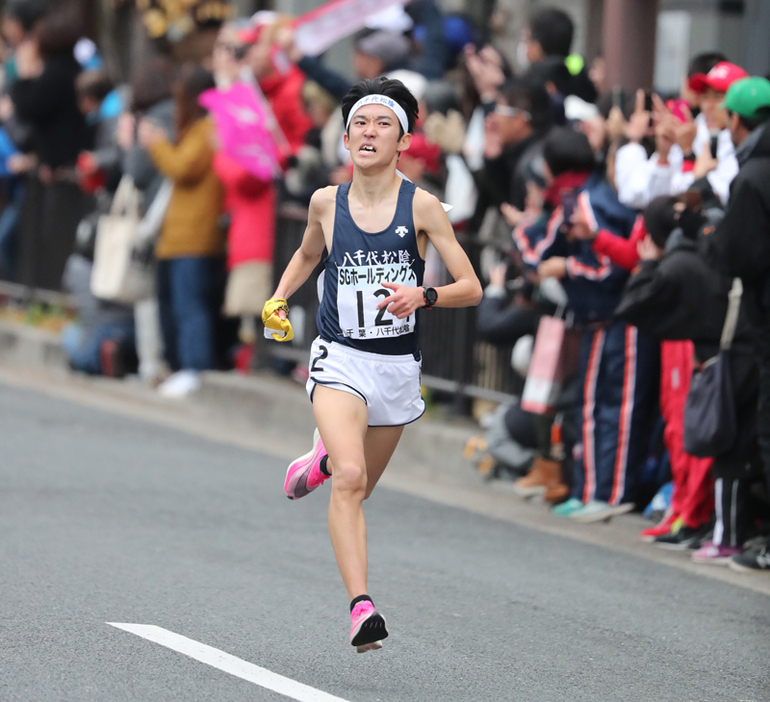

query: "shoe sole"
xmin=691 ymin=555 xmax=734 ymax=565
xmin=640 ymin=533 xmax=668 ymax=543
xmin=351 ymin=611 xmax=388 ymax=651
xmin=356 ymin=640 xmax=383 ymax=653
xmin=512 ymin=485 xmax=547 ymax=498
xmin=728 ymin=559 xmax=766 ymax=573
xmin=571 ymin=503 xmax=634 ymax=523
xmin=654 ymin=540 xmax=698 ymax=551
xmin=284 ymin=429 xmax=324 ymax=500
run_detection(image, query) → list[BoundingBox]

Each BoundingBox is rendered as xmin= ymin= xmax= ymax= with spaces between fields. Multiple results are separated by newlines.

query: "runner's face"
xmin=345 ymin=105 xmax=411 ymax=167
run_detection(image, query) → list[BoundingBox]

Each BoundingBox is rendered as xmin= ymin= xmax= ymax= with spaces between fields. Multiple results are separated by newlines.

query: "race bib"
xmin=337 ymin=264 xmax=417 ymax=339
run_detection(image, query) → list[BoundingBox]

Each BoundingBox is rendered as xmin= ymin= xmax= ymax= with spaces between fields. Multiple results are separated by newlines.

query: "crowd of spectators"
xmin=0 ymin=0 xmax=767 ymax=572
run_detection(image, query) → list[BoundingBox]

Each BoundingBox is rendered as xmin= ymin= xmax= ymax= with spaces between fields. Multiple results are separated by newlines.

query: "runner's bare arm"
xmin=273 ymin=188 xmax=333 ymax=301
xmin=377 ymin=189 xmax=482 ymax=319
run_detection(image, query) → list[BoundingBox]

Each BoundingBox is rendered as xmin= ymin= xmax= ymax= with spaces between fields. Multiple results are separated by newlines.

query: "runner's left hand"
xmin=376 ymin=283 xmax=426 ymax=319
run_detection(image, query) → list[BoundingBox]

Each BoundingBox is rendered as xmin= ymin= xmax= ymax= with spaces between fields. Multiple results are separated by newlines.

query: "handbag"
xmin=90 ymin=176 xmax=155 ymax=304
xmin=138 ymin=178 xmax=172 ymax=243
xmin=521 ymin=309 xmax=581 ymax=414
xmin=683 ymin=278 xmax=742 ymax=457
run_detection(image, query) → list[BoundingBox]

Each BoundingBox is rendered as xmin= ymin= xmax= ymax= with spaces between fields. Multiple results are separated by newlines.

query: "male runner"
xmin=262 ymin=76 xmax=482 ymax=652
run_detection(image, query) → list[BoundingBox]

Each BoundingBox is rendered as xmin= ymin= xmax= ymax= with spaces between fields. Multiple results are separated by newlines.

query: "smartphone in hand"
xmin=561 ymin=191 xmax=577 ymax=230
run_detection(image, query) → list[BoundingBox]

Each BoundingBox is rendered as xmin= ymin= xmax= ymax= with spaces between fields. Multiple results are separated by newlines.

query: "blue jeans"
xmin=157 ymin=257 xmax=223 ymax=372
xmin=61 ymin=320 xmax=135 ymax=375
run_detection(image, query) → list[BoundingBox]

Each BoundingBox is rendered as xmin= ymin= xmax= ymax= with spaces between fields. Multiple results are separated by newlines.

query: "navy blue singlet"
xmin=316 ymin=179 xmax=425 ymax=356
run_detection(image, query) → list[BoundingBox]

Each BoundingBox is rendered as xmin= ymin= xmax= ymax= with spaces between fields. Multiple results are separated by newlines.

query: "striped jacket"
xmin=514 ymin=173 xmax=637 ymax=324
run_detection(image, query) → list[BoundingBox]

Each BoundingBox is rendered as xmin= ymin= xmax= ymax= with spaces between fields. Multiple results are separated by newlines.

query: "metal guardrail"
xmin=269 ymin=206 xmax=521 ymax=405
xmin=0 ymin=190 xmax=521 ymax=407
xmin=0 ymin=280 xmax=76 ymax=309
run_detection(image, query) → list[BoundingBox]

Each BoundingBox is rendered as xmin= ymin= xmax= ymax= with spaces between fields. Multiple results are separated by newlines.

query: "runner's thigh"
xmin=313 ymin=384 xmax=369 ymax=479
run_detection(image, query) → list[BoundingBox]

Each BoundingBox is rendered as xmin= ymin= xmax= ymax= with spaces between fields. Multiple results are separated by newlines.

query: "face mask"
xmin=517 ymin=42 xmax=530 ymax=71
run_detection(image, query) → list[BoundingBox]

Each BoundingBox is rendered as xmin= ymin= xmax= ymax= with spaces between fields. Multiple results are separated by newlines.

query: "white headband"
xmin=346 ymin=94 xmax=410 ymax=134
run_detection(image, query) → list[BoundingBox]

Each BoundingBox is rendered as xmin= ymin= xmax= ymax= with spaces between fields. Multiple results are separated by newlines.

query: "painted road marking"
xmin=107 ymin=623 xmax=352 ymax=702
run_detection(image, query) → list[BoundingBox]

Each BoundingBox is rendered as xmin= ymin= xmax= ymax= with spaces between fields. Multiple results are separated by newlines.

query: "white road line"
xmin=107 ymin=623 xmax=352 ymax=702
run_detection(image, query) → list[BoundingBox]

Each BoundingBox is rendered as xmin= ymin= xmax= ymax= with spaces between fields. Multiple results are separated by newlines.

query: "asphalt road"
xmin=1 ymin=383 xmax=769 ymax=702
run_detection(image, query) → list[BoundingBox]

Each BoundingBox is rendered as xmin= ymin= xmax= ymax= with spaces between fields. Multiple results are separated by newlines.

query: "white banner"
xmin=293 ymin=0 xmax=410 ymax=57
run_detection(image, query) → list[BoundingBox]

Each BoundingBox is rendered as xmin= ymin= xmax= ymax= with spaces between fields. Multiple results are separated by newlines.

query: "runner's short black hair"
xmin=543 ymin=127 xmax=595 ymax=177
xmin=528 ymin=7 xmax=574 ymax=58
xmin=342 ymin=76 xmax=419 ymax=137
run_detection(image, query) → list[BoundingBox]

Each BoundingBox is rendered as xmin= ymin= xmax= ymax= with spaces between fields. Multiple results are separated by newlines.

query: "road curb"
xmin=0 ymin=320 xmax=482 ymax=487
xmin=0 ymin=320 xmax=69 ymax=372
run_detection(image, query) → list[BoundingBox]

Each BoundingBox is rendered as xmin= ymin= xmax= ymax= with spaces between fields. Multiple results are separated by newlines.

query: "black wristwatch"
xmin=422 ymin=286 xmax=438 ymax=309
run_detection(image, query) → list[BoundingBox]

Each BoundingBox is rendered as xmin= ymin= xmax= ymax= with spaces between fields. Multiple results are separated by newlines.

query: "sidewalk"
xmin=0 ymin=319 xmax=481 ymax=487
xmin=2 ymin=318 xmax=768 ymax=596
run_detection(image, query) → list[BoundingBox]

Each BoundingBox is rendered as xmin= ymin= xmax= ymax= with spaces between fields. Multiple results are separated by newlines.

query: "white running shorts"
xmin=306 ymin=337 xmax=425 ymax=427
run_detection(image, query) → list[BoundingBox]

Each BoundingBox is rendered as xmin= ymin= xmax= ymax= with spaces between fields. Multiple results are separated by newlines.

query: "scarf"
xmin=543 ymin=171 xmax=591 ymax=208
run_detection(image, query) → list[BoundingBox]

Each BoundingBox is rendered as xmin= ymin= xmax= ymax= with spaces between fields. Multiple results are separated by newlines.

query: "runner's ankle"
xmin=350 ymin=594 xmax=373 ymax=612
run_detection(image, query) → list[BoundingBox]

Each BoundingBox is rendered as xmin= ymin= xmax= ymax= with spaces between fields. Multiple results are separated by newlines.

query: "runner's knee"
xmin=331 ymin=460 xmax=367 ymax=495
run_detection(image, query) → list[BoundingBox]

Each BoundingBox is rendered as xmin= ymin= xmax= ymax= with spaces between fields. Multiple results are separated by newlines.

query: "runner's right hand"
xmin=262 ymin=298 xmax=294 ymax=342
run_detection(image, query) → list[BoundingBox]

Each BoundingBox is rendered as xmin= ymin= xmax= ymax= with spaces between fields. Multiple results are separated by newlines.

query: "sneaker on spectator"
xmin=569 ymin=500 xmax=634 ymax=523
xmin=552 ymin=497 xmax=583 ymax=517
xmin=691 ymin=541 xmax=741 ymax=565
xmin=654 ymin=523 xmax=709 ymax=550
xmin=729 ymin=544 xmax=770 ymax=573
xmin=640 ymin=514 xmax=681 ymax=542
xmin=158 ymin=370 xmax=201 ymax=398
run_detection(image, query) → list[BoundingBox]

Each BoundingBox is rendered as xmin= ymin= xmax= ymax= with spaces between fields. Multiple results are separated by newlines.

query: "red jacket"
xmin=259 ymin=66 xmax=314 ymax=165
xmin=591 ymin=215 xmax=647 ymax=272
xmin=213 ymin=151 xmax=276 ymax=269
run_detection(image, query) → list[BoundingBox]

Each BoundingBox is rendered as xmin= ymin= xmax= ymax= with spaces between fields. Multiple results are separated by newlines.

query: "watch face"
xmin=425 ymin=287 xmax=438 ymax=305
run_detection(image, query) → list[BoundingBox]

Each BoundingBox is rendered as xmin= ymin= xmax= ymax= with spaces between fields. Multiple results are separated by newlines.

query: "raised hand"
xmin=625 ymin=89 xmax=652 ymax=143
xmin=464 ymin=44 xmax=505 ymax=101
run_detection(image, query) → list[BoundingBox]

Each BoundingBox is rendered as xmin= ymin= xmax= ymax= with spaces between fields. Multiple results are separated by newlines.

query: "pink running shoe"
xmin=350 ymin=600 xmax=388 ymax=653
xmin=284 ymin=429 xmax=329 ymax=500
xmin=691 ymin=541 xmax=741 ymax=565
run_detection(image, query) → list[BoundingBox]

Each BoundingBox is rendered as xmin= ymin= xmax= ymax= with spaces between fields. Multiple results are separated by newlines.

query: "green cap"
xmin=722 ymin=77 xmax=770 ymax=120
xmin=565 ymin=54 xmax=584 ymax=77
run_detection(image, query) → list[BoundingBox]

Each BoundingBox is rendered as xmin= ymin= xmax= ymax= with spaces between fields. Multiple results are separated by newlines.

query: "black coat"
xmin=477 ymin=292 xmax=543 ymax=345
xmin=705 ymin=123 xmax=770 ymax=320
xmin=10 ymin=52 xmax=88 ymax=168
xmin=616 ymin=238 xmax=759 ymax=475
xmin=615 ymin=238 xmax=757 ymax=362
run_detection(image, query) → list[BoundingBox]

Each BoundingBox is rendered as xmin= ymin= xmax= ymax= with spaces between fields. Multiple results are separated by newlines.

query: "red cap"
xmin=238 ymin=11 xmax=277 ymax=45
xmin=238 ymin=24 xmax=263 ymax=45
xmin=688 ymin=61 xmax=748 ymax=94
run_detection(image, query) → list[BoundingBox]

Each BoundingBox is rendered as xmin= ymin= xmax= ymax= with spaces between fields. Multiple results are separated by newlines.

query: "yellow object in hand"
xmin=262 ymin=298 xmax=293 ymax=342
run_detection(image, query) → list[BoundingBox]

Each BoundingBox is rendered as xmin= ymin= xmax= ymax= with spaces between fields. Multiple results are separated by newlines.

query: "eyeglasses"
xmin=494 ymin=104 xmax=531 ymax=120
